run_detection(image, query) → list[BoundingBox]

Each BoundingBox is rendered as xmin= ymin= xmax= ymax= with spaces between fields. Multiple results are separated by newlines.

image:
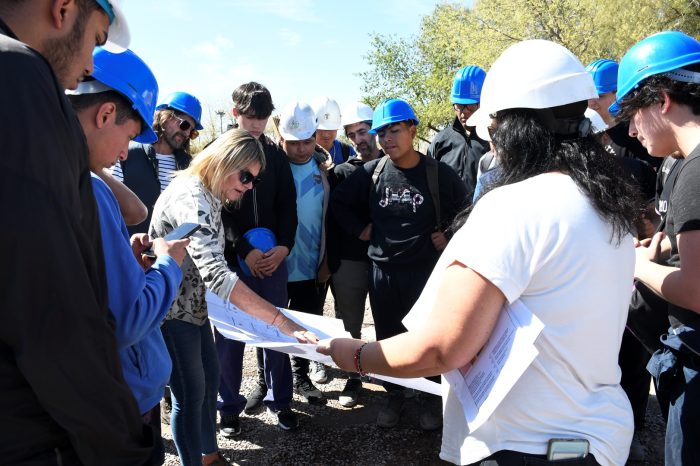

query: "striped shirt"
xmin=111 ymin=153 xmax=178 ymax=192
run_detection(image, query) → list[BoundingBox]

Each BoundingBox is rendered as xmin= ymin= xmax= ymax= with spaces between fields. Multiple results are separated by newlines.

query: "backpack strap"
xmin=341 ymin=142 xmax=351 ymax=162
xmin=371 ymin=155 xmax=390 ymax=184
xmin=423 ymin=156 xmax=441 ymax=229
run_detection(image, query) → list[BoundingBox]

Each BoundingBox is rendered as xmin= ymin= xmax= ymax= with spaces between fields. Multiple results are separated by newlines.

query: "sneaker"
xmin=309 ymin=361 xmax=328 ymax=384
xmin=418 ymin=395 xmax=443 ymax=431
xmin=338 ymin=378 xmax=362 ymax=408
xmin=376 ymin=391 xmax=405 ymax=428
xmin=267 ymin=407 xmax=299 ymax=431
xmin=244 ymin=381 xmax=266 ymax=415
xmin=219 ymin=414 xmax=241 ymax=438
xmin=294 ymin=375 xmax=325 ymax=404
xmin=160 ymin=397 xmax=171 ymax=425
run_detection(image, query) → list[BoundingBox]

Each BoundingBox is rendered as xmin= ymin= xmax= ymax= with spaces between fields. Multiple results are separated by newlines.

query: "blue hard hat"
xmin=91 ymin=47 xmax=159 ymax=143
xmin=157 ymin=91 xmax=204 ymax=130
xmin=237 ymin=228 xmax=277 ymax=277
xmin=585 ymin=59 xmax=618 ymax=95
xmin=612 ymin=31 xmax=700 ymax=112
xmin=369 ymin=98 xmax=419 ymax=134
xmin=451 ymin=65 xmax=486 ymax=104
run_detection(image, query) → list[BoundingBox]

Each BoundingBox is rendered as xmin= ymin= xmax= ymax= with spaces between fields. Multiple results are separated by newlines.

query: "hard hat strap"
xmin=664 ymin=69 xmax=700 ymax=84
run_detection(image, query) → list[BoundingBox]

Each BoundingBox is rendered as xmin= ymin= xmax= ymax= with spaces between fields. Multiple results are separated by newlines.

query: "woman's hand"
xmin=277 ymin=316 xmax=319 ymax=344
xmin=317 ymin=338 xmax=367 ymax=372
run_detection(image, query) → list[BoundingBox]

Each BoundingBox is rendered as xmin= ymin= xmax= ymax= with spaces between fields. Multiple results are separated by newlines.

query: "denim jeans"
xmin=648 ymin=324 xmax=700 ymax=466
xmin=162 ymin=319 xmax=220 ymax=466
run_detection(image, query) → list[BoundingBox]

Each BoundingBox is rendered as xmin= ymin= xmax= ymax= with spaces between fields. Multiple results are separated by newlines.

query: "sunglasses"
xmin=239 ymin=169 xmax=262 ymax=186
xmin=171 ymin=114 xmax=199 ymax=139
xmin=454 ymin=103 xmax=479 ymax=113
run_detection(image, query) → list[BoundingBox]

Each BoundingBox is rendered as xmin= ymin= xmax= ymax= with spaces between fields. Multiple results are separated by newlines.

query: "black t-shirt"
xmin=665 ymin=144 xmax=700 ymax=326
xmin=331 ymin=155 xmax=468 ymax=267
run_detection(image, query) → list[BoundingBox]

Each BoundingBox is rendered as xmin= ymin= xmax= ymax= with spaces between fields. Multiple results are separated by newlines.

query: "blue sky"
xmin=121 ymin=0 xmax=471 ymax=130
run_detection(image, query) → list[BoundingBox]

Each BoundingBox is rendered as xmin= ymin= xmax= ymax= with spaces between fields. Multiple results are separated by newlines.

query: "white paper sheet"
xmin=206 ymin=291 xmax=442 ymax=395
xmin=405 ymin=298 xmax=544 ymax=432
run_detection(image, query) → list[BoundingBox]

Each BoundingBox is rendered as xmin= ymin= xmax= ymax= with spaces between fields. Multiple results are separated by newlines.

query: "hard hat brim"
xmin=100 ymin=1 xmax=130 ymax=53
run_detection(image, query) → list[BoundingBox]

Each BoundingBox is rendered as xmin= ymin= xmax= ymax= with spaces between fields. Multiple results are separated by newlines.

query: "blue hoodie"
xmin=91 ymin=174 xmax=182 ymax=414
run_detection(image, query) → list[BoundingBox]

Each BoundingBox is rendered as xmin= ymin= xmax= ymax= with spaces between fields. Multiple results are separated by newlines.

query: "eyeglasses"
xmin=171 ymin=114 xmax=199 ymax=139
xmin=454 ymin=103 xmax=479 ymax=113
xmin=239 ymin=169 xmax=262 ymax=186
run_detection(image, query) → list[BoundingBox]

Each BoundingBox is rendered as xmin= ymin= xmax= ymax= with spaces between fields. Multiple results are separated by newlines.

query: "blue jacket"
xmin=91 ymin=174 xmax=182 ymax=413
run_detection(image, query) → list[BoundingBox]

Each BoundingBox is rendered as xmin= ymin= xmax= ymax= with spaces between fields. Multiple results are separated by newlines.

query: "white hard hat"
xmin=312 ymin=96 xmax=342 ymax=130
xmin=467 ymin=39 xmax=597 ymax=130
xmin=342 ymin=102 xmax=374 ymax=127
xmin=95 ymin=0 xmax=130 ymax=53
xmin=279 ymin=101 xmax=318 ymax=141
xmin=584 ymin=108 xmax=608 ymax=134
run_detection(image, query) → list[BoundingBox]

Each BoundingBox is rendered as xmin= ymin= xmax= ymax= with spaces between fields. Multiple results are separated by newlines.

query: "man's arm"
xmin=95 ymin=168 xmax=148 ymax=225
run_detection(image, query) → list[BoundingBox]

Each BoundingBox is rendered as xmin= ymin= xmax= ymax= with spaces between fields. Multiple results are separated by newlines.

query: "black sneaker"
xmin=219 ymin=414 xmax=241 ymax=438
xmin=376 ymin=390 xmax=405 ymax=428
xmin=267 ymin=407 xmax=299 ymax=431
xmin=418 ymin=394 xmax=443 ymax=431
xmin=244 ymin=381 xmax=266 ymax=415
xmin=293 ymin=375 xmax=325 ymax=404
xmin=338 ymin=378 xmax=362 ymax=408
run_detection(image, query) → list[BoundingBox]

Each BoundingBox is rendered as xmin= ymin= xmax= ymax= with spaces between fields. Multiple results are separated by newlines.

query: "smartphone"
xmin=546 ymin=438 xmax=589 ymax=460
xmin=143 ymin=223 xmax=201 ymax=259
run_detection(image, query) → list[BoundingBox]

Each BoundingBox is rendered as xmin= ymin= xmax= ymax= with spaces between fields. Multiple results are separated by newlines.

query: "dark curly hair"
xmin=617 ymin=64 xmax=700 ymax=120
xmin=451 ymin=106 xmax=643 ymax=243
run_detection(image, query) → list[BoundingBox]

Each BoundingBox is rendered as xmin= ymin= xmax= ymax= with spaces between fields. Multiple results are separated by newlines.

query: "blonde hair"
xmin=182 ymin=129 xmax=265 ymax=202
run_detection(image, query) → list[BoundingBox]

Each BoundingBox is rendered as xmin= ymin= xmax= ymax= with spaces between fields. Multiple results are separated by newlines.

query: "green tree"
xmin=361 ymin=0 xmax=700 ymax=140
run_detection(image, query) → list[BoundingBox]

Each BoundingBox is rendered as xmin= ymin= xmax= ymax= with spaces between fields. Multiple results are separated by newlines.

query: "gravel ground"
xmin=162 ymin=298 xmax=666 ymax=466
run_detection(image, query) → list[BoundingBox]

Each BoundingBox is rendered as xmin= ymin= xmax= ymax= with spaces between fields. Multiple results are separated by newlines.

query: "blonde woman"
xmin=149 ymin=129 xmax=316 ymax=466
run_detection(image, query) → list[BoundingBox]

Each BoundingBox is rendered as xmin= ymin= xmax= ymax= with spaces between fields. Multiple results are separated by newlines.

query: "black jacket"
xmin=222 ymin=136 xmax=298 ymax=266
xmin=118 ymin=142 xmax=192 ymax=235
xmin=0 ymin=20 xmax=152 ymax=464
xmin=326 ymin=155 xmax=385 ymax=272
xmin=427 ymin=117 xmax=490 ymax=202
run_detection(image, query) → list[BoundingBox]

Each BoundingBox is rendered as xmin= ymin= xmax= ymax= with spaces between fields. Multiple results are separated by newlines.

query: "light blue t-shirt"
xmin=287 ymin=157 xmax=324 ymax=282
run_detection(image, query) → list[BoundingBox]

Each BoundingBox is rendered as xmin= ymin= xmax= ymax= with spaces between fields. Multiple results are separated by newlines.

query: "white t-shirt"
xmin=410 ymin=173 xmax=634 ymax=466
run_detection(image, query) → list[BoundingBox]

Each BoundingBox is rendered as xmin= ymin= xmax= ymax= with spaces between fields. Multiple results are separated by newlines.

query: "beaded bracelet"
xmin=353 ymin=342 xmax=369 ymax=376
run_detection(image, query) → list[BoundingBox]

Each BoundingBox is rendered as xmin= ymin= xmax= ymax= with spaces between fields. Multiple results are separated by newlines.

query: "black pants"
xmin=465 ymin=450 xmax=600 ymax=466
xmin=287 ymin=279 xmax=328 ymax=376
xmin=369 ymin=261 xmax=439 ymax=390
